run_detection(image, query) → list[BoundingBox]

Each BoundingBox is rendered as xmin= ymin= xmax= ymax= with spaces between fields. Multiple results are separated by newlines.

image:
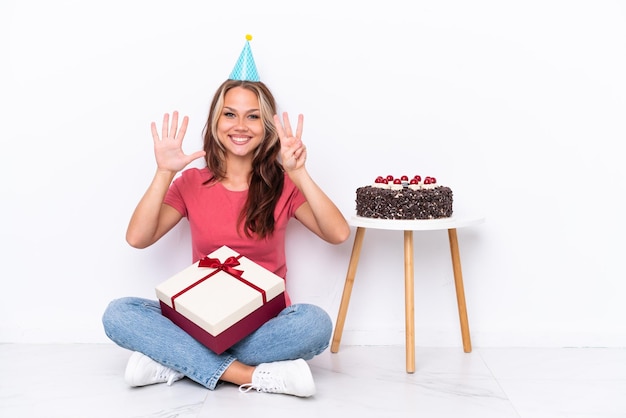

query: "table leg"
xmin=404 ymin=230 xmax=415 ymax=373
xmin=331 ymin=227 xmax=366 ymax=353
xmin=448 ymin=228 xmax=472 ymax=353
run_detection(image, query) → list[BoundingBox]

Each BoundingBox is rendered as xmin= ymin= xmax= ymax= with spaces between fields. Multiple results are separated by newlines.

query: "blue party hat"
xmin=229 ymin=34 xmax=260 ymax=82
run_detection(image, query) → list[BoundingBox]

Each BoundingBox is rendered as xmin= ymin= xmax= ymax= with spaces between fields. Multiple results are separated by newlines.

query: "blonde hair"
xmin=202 ymin=80 xmax=284 ymax=239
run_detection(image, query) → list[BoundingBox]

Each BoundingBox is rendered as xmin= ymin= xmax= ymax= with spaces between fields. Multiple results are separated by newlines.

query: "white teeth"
xmin=231 ymin=137 xmax=249 ymax=144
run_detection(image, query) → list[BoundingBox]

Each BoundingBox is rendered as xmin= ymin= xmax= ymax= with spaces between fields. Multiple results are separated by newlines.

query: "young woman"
xmin=102 ymin=79 xmax=350 ymax=397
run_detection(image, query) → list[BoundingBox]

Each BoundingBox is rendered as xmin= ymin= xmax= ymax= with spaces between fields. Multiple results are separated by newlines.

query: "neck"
xmin=222 ymin=158 xmax=252 ymax=191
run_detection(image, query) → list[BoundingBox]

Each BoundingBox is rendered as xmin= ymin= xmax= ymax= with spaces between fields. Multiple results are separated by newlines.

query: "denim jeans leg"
xmin=102 ymin=298 xmax=332 ymax=389
xmin=228 ymin=303 xmax=333 ymax=366
xmin=102 ymin=297 xmax=236 ymax=389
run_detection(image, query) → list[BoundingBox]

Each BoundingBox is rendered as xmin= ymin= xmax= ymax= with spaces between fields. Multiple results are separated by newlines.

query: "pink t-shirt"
xmin=164 ymin=167 xmax=306 ymax=304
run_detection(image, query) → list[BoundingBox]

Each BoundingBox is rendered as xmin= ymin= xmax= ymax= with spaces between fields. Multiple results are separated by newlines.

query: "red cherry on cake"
xmin=413 ymin=175 xmax=421 ymax=182
xmin=424 ymin=177 xmax=432 ymax=184
xmin=393 ymin=178 xmax=402 ymax=184
xmin=375 ymin=176 xmax=384 ymax=183
xmin=386 ymin=175 xmax=394 ymax=182
xmin=430 ymin=177 xmax=436 ymax=184
xmin=400 ymin=175 xmax=409 ymax=181
xmin=410 ymin=178 xmax=418 ymax=184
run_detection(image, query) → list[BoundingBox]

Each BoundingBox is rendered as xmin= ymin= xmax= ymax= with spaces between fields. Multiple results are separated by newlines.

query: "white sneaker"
xmin=239 ymin=358 xmax=316 ymax=397
xmin=124 ymin=351 xmax=184 ymax=387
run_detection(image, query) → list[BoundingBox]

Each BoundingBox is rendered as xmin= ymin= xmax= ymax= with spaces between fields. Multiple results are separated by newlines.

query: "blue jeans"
xmin=102 ymin=297 xmax=332 ymax=390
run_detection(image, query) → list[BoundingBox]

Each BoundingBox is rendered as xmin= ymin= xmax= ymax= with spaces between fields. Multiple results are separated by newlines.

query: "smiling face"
xmin=216 ymin=86 xmax=264 ymax=159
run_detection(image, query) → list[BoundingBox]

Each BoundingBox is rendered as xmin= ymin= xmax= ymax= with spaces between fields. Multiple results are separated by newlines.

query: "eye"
xmin=223 ymin=111 xmax=235 ymax=118
xmin=248 ymin=114 xmax=260 ymax=120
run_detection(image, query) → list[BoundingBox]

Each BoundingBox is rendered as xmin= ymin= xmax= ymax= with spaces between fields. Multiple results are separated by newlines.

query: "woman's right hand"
xmin=151 ymin=111 xmax=206 ymax=173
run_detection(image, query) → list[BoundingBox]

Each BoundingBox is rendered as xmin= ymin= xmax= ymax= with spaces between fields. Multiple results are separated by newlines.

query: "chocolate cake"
xmin=355 ymin=175 xmax=453 ymax=220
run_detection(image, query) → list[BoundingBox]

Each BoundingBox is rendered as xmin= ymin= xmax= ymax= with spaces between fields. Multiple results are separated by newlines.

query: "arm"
xmin=274 ymin=113 xmax=350 ymax=245
xmin=126 ymin=111 xmax=206 ymax=248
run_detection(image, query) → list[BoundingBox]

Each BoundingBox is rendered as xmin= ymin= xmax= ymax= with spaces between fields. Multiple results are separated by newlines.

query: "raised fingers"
xmin=274 ymin=112 xmax=304 ymax=142
xmin=294 ymin=113 xmax=303 ymax=139
xmin=281 ymin=112 xmax=294 ymax=138
xmin=161 ymin=112 xmax=170 ymax=140
xmin=151 ymin=121 xmax=159 ymax=142
xmin=273 ymin=114 xmax=286 ymax=141
xmin=154 ymin=111 xmax=189 ymax=142
xmin=177 ymin=115 xmax=189 ymax=140
xmin=169 ymin=111 xmax=179 ymax=139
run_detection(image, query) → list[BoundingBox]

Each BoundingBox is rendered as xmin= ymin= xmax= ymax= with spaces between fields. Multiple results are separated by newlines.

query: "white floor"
xmin=1 ymin=344 xmax=625 ymax=418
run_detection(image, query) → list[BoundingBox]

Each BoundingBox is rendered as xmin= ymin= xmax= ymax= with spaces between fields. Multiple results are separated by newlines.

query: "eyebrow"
xmin=223 ymin=106 xmax=260 ymax=114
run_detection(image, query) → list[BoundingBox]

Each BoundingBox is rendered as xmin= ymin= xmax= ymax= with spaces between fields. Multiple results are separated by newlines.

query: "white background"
xmin=1 ymin=0 xmax=625 ymax=348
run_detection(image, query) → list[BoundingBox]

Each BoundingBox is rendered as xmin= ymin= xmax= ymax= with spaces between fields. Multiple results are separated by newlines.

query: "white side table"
xmin=330 ymin=214 xmax=485 ymax=373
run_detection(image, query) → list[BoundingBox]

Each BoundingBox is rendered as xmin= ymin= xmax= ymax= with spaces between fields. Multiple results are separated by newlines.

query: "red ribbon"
xmin=170 ymin=254 xmax=267 ymax=309
xmin=198 ymin=256 xmax=244 ymax=278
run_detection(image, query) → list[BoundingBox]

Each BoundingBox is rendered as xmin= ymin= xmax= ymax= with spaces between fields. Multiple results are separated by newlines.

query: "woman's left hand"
xmin=274 ymin=112 xmax=306 ymax=172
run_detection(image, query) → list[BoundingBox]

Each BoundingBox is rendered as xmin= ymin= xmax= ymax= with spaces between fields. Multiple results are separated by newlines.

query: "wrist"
xmin=285 ymin=166 xmax=309 ymax=184
xmin=154 ymin=168 xmax=178 ymax=182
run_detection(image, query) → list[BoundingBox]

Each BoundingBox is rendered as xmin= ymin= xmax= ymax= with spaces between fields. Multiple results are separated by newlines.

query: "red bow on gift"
xmin=198 ymin=254 xmax=267 ymax=303
xmin=170 ymin=253 xmax=267 ymax=309
xmin=198 ymin=256 xmax=244 ymax=278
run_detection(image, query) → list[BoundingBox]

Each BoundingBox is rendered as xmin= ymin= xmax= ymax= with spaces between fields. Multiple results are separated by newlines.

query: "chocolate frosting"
xmin=355 ymin=186 xmax=453 ymax=220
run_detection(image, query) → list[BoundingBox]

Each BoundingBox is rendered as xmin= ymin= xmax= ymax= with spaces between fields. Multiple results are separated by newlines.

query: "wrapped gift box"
xmin=156 ymin=245 xmax=286 ymax=354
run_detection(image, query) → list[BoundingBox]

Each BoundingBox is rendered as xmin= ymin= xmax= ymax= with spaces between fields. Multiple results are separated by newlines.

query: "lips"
xmin=230 ymin=136 xmax=251 ymax=145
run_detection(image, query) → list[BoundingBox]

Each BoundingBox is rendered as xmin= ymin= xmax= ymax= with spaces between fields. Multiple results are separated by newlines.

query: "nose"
xmin=234 ymin=117 xmax=249 ymax=131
